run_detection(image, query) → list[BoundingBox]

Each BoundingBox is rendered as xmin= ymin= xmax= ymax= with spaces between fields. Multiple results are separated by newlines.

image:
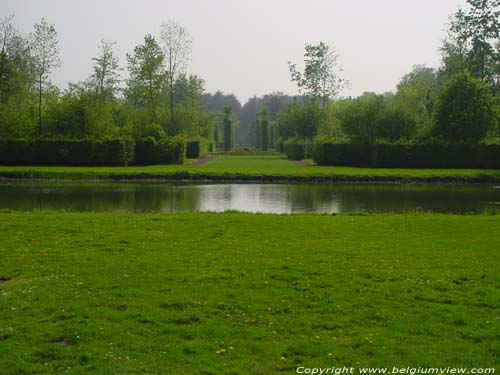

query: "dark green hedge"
xmin=313 ymin=141 xmax=500 ymax=168
xmin=129 ymin=137 xmax=184 ymax=166
xmin=185 ymin=138 xmax=214 ymax=159
xmin=0 ymin=138 xmax=185 ymax=166
xmin=284 ymin=138 xmax=312 ymax=160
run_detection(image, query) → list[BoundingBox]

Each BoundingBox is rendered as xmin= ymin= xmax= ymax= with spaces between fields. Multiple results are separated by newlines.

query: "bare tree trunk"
xmin=169 ymin=79 xmax=174 ymax=128
xmin=38 ymin=75 xmax=42 ymax=137
xmin=148 ymin=75 xmax=156 ymax=123
xmin=169 ymin=54 xmax=174 ymax=128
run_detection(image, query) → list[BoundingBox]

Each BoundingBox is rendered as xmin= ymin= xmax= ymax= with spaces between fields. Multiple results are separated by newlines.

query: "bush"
xmin=433 ymin=72 xmax=497 ymax=142
xmin=135 ymin=137 xmax=185 ymax=165
xmin=158 ymin=137 xmax=185 ymax=165
xmin=313 ymin=139 xmax=500 ymax=168
xmin=0 ymin=138 xmax=185 ymax=166
xmin=92 ymin=140 xmax=123 ymax=165
xmin=185 ymin=138 xmax=214 ymax=159
xmin=284 ymin=137 xmax=312 ymax=160
xmin=274 ymin=137 xmax=285 ymax=153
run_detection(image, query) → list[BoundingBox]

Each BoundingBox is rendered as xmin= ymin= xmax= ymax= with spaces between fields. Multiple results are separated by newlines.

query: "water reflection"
xmin=0 ymin=181 xmax=499 ymax=214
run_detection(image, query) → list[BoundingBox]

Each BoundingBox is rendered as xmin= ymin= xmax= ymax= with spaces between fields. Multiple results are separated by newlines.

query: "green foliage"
xmin=143 ymin=123 xmax=166 ymax=142
xmin=258 ymin=106 xmax=270 ymax=151
xmin=274 ymin=136 xmax=285 ymax=152
xmin=288 ymin=41 xmax=348 ymax=107
xmin=433 ymin=72 xmax=497 ymax=141
xmin=133 ymin=137 xmax=185 ymax=165
xmin=278 ymin=101 xmax=321 ymax=140
xmin=313 ymin=139 xmax=500 ymax=168
xmin=185 ymin=138 xmax=214 ymax=159
xmin=337 ymin=93 xmax=385 ymax=144
xmin=223 ymin=106 xmax=233 ymax=151
xmin=125 ymin=34 xmax=165 ymax=123
xmin=0 ymin=138 xmax=185 ymax=166
xmin=120 ymin=137 xmax=135 ymax=166
xmin=284 ymin=137 xmax=312 ymax=160
xmin=441 ymin=0 xmax=499 ymax=88
xmin=394 ymin=65 xmax=441 ymax=132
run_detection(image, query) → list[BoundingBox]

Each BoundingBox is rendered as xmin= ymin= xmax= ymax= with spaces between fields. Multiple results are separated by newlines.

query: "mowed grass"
xmin=0 ymin=212 xmax=499 ymax=374
xmin=1 ymin=155 xmax=500 ymax=182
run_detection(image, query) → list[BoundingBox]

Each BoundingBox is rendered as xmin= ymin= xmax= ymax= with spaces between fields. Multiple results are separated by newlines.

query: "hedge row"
xmin=185 ymin=138 xmax=215 ymax=159
xmin=0 ymin=139 xmax=185 ymax=166
xmin=134 ymin=138 xmax=185 ymax=166
xmin=313 ymin=141 xmax=500 ymax=169
xmin=284 ymin=138 xmax=313 ymax=160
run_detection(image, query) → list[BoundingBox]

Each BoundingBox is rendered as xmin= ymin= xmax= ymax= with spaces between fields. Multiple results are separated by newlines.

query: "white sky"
xmin=1 ymin=0 xmax=466 ymax=103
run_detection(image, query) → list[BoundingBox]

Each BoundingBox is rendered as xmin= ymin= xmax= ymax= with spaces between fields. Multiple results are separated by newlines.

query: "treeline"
xmin=276 ymin=0 xmax=500 ymax=167
xmin=0 ymin=16 xmax=218 ymax=157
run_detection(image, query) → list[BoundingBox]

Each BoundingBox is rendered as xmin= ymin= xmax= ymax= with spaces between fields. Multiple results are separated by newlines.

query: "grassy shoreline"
xmin=1 ymin=155 xmax=500 ymax=183
xmin=0 ymin=212 xmax=499 ymax=374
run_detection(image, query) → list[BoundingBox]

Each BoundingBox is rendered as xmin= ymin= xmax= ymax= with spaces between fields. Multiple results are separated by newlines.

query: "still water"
xmin=0 ymin=181 xmax=499 ymax=214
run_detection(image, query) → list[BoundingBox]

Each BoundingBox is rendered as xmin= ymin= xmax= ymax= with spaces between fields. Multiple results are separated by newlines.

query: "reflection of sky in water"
xmin=1 ymin=182 xmax=500 ymax=214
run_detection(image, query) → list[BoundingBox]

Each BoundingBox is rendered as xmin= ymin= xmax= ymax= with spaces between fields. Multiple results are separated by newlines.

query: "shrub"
xmin=185 ymin=138 xmax=214 ymax=159
xmin=0 ymin=138 xmax=185 ymax=166
xmin=433 ymin=72 xmax=497 ymax=142
xmin=312 ymin=139 xmax=500 ymax=168
xmin=275 ymin=137 xmax=285 ymax=153
xmin=284 ymin=137 xmax=312 ymax=160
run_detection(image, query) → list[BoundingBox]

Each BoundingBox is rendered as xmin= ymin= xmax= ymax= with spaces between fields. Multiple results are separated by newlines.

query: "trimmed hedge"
xmin=133 ymin=137 xmax=185 ymax=165
xmin=0 ymin=138 xmax=185 ymax=166
xmin=284 ymin=138 xmax=313 ymax=160
xmin=185 ymin=138 xmax=215 ymax=159
xmin=313 ymin=141 xmax=500 ymax=168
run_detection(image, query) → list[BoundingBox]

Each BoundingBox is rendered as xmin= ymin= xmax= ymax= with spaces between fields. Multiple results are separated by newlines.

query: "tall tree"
xmin=288 ymin=42 xmax=348 ymax=108
xmin=223 ymin=106 xmax=233 ymax=151
xmin=126 ymin=34 xmax=165 ymax=123
xmin=258 ymin=106 xmax=270 ymax=151
xmin=159 ymin=20 xmax=191 ymax=129
xmin=0 ymin=15 xmax=16 ymax=100
xmin=29 ymin=18 xmax=61 ymax=137
xmin=91 ymin=40 xmax=121 ymax=102
xmin=441 ymin=0 xmax=499 ymax=87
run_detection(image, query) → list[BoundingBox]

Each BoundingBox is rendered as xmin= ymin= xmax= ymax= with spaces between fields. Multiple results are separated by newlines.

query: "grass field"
xmin=1 ymin=155 xmax=500 ymax=182
xmin=0 ymin=212 xmax=499 ymax=374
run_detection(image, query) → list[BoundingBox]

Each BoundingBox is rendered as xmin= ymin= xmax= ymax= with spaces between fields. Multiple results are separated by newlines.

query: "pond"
xmin=0 ymin=181 xmax=499 ymax=214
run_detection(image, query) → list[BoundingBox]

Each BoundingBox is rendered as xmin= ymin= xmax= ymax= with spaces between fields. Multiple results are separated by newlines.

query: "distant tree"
xmin=258 ymin=106 xmax=270 ymax=151
xmin=29 ymin=18 xmax=61 ymax=136
xmin=91 ymin=40 xmax=121 ymax=102
xmin=223 ymin=106 xmax=233 ymax=151
xmin=288 ymin=42 xmax=348 ymax=107
xmin=159 ymin=20 xmax=192 ymax=129
xmin=201 ymin=91 xmax=242 ymax=114
xmin=433 ymin=71 xmax=497 ymax=141
xmin=126 ymin=34 xmax=165 ymax=123
xmin=0 ymin=15 xmax=34 ymax=138
xmin=0 ymin=15 xmax=16 ymax=100
xmin=395 ymin=65 xmax=441 ymax=133
xmin=441 ymin=0 xmax=499 ymax=87
xmin=338 ymin=93 xmax=385 ymax=144
xmin=277 ymin=100 xmax=321 ymax=140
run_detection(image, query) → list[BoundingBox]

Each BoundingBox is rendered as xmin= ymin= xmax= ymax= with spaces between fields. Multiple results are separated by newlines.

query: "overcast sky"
xmin=2 ymin=0 xmax=466 ymax=103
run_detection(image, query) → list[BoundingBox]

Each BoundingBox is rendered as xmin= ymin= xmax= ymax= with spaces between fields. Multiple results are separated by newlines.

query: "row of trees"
xmin=273 ymin=0 xmax=499 ymax=148
xmin=1 ymin=0 xmax=498 ymax=153
xmin=0 ymin=16 xmax=218 ymax=144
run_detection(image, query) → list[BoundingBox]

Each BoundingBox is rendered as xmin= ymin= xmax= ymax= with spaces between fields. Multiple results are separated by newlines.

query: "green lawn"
xmin=0 ymin=212 xmax=499 ymax=374
xmin=1 ymin=155 xmax=500 ymax=182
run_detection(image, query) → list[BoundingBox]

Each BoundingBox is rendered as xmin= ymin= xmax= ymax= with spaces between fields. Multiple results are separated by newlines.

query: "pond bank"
xmin=0 ymin=155 xmax=499 ymax=183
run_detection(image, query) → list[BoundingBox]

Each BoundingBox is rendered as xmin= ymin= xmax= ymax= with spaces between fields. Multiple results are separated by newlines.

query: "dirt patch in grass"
xmin=54 ymin=339 xmax=75 ymax=347
xmin=190 ymin=156 xmax=215 ymax=166
xmin=288 ymin=159 xmax=315 ymax=167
